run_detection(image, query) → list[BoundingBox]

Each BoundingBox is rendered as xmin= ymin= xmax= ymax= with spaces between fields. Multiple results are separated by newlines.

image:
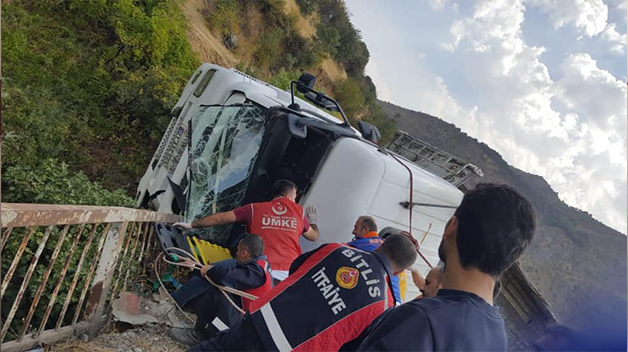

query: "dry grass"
xmin=283 ymin=0 xmax=317 ymax=38
xmin=180 ymin=0 xmax=237 ymax=67
xmin=321 ymin=58 xmax=347 ymax=81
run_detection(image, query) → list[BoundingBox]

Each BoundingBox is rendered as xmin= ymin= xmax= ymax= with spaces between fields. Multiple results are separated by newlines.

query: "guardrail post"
xmin=83 ymin=221 xmax=129 ymax=331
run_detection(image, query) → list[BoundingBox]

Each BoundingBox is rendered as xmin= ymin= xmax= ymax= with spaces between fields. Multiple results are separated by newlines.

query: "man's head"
xmin=352 ymin=216 xmax=378 ymax=237
xmin=236 ymin=234 xmax=264 ymax=264
xmin=438 ymin=183 xmax=536 ymax=276
xmin=377 ymin=234 xmax=418 ymax=274
xmin=272 ymin=179 xmax=297 ymax=201
xmin=422 ymin=265 xmax=444 ymax=298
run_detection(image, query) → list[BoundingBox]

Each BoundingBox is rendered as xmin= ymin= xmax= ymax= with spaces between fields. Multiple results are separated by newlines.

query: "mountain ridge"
xmin=379 ymin=99 xmax=627 ymax=332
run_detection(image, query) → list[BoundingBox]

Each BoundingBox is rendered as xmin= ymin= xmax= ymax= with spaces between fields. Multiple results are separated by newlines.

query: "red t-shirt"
xmin=233 ymin=198 xmax=310 ymax=270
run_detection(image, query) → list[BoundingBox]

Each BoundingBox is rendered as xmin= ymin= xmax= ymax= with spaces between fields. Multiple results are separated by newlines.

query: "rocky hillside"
xmin=381 ymin=100 xmax=627 ymax=334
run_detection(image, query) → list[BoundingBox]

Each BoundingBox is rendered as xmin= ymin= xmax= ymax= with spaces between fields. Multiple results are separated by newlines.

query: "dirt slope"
xmin=181 ymin=0 xmax=237 ymax=67
xmin=179 ymin=0 xmax=347 ymax=86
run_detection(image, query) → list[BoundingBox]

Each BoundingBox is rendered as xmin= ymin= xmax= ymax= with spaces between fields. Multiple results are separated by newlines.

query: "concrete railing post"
xmin=83 ymin=221 xmax=129 ymax=330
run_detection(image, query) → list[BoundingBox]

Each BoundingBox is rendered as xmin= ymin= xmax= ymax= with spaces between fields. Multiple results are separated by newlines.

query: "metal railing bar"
xmin=108 ymin=222 xmax=138 ymax=304
xmin=1 ymin=225 xmax=55 ymax=342
xmin=122 ymin=222 xmax=145 ymax=292
xmin=2 ymin=203 xmax=181 ymax=228
xmin=135 ymin=222 xmax=148 ymax=264
xmin=0 ymin=227 xmax=13 ymax=252
xmin=1 ymin=227 xmax=36 ymax=297
xmin=136 ymin=223 xmax=152 ymax=271
xmin=71 ymin=223 xmax=110 ymax=326
xmin=17 ymin=225 xmax=72 ymax=341
xmin=54 ymin=224 xmax=99 ymax=331
xmin=37 ymin=224 xmax=86 ymax=336
xmin=144 ymin=224 xmax=156 ymax=258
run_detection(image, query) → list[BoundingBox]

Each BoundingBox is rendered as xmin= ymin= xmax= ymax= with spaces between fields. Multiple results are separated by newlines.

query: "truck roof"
xmin=224 ymin=66 xmax=347 ymax=126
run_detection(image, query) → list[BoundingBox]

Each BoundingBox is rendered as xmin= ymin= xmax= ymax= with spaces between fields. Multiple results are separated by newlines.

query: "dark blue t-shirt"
xmin=355 ymin=289 xmax=507 ymax=351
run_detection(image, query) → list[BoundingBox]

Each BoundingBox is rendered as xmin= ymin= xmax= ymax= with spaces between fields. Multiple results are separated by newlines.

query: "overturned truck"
xmin=136 ymin=63 xmax=556 ymax=350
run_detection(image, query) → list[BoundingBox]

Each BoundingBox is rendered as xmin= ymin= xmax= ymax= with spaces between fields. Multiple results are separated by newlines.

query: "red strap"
xmin=389 ymin=153 xmax=433 ymax=269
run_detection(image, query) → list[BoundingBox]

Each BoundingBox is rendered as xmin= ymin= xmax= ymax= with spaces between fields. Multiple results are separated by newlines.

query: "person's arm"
xmin=410 ymin=267 xmax=426 ymax=291
xmin=205 ymin=262 xmax=266 ymax=290
xmin=191 ymin=210 xmax=237 ymax=228
xmin=302 ymin=224 xmax=319 ymax=241
xmin=302 ymin=206 xmax=319 ymax=241
xmin=174 ymin=204 xmax=251 ymax=230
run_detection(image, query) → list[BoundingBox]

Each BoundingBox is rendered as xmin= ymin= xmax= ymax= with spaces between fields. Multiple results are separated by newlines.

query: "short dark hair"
xmin=239 ymin=234 xmax=264 ymax=257
xmin=455 ymin=183 xmax=536 ymax=276
xmin=272 ymin=179 xmax=297 ymax=198
xmin=360 ymin=217 xmax=378 ymax=232
xmin=378 ymin=234 xmax=417 ymax=270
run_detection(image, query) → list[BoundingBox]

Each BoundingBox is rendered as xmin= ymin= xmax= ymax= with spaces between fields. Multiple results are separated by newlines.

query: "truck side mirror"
xmin=358 ymin=121 xmax=382 ymax=144
xmin=296 ymin=73 xmax=316 ymax=93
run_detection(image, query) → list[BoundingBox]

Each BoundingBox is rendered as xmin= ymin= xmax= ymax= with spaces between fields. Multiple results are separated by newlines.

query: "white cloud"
xmin=345 ymin=0 xmax=627 ymax=233
xmin=424 ymin=0 xmax=449 ymax=11
xmin=555 ymin=53 xmax=627 ymax=131
xmin=527 ymin=0 xmax=609 ymax=36
xmin=601 ymin=23 xmax=627 ymax=54
xmin=424 ymin=0 xmax=627 ymax=232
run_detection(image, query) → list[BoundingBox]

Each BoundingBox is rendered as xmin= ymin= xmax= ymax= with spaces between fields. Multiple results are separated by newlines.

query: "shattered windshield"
xmin=187 ymin=104 xmax=266 ymax=244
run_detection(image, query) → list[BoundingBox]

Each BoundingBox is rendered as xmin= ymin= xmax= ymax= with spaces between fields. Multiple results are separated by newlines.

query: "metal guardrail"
xmin=1 ymin=203 xmax=181 ymax=352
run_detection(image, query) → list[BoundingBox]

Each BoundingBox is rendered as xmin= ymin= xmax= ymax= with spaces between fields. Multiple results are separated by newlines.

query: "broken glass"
xmin=186 ymin=104 xmax=266 ymax=245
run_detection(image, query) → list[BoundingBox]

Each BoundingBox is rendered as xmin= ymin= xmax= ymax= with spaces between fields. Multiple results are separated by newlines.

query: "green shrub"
xmin=209 ymin=0 xmax=240 ymax=35
xmin=259 ymin=0 xmax=294 ymax=30
xmin=269 ymin=68 xmax=301 ymax=90
xmin=332 ymin=78 xmax=366 ymax=123
xmin=2 ymin=159 xmax=135 ymax=207
xmin=316 ymin=24 xmax=340 ymax=57
xmin=295 ymin=0 xmax=318 ymax=15
xmin=281 ymin=34 xmax=322 ymax=70
xmin=1 ymin=0 xmax=199 ymax=192
xmin=361 ymin=104 xmax=397 ymax=145
xmin=253 ymin=27 xmax=285 ymax=68
xmin=316 ymin=0 xmax=370 ymax=77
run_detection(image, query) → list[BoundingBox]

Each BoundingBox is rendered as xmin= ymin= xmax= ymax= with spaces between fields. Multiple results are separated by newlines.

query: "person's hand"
xmin=200 ymin=264 xmax=212 ymax=277
xmin=178 ymin=258 xmax=197 ymax=269
xmin=305 ymin=206 xmax=318 ymax=225
xmin=172 ymin=222 xmax=193 ymax=230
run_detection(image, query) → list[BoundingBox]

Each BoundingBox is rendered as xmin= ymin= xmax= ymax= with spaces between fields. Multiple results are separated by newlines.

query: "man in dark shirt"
xmin=168 ymin=234 xmax=270 ymax=346
xmin=354 ymin=183 xmax=537 ymax=351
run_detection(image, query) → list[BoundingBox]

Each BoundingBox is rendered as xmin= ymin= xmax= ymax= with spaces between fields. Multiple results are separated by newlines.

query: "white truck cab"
xmin=137 ymin=63 xmax=482 ymax=298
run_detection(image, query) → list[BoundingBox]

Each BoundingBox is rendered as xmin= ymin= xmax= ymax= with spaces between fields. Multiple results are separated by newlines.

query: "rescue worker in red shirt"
xmin=186 ymin=234 xmax=418 ymax=352
xmin=174 ymin=180 xmax=319 ymax=282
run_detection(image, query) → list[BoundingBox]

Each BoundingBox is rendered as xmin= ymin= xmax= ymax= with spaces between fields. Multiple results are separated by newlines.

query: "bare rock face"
xmin=223 ymin=34 xmax=238 ymax=51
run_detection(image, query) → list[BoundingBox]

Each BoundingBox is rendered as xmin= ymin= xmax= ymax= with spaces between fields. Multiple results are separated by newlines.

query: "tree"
xmin=332 ymin=78 xmax=366 ymax=123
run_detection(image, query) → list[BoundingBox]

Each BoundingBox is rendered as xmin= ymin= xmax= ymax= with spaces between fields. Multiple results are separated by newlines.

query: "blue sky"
xmin=345 ymin=0 xmax=627 ymax=233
